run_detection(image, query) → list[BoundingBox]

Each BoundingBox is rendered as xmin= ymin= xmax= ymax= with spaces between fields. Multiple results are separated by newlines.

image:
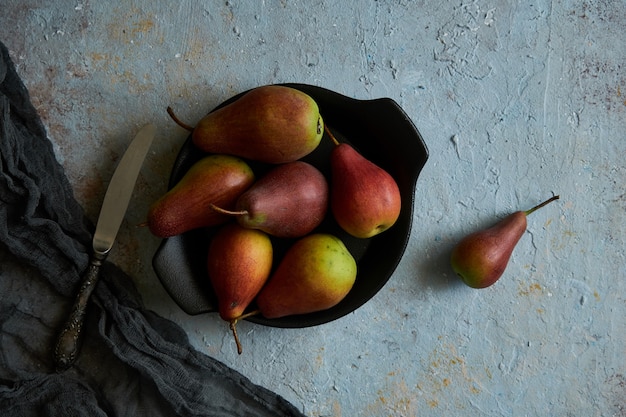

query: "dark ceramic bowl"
xmin=152 ymin=84 xmax=428 ymax=328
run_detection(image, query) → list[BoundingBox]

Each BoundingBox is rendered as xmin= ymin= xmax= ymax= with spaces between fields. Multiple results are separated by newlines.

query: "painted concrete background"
xmin=2 ymin=1 xmax=625 ymax=415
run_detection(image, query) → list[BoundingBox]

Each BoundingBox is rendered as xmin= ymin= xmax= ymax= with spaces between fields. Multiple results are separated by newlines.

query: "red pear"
xmin=207 ymin=223 xmax=273 ymax=353
xmin=147 ymin=155 xmax=254 ymax=237
xmin=451 ymin=195 xmax=559 ymax=288
xmin=328 ymin=130 xmax=401 ymax=238
xmin=210 ymin=161 xmax=328 ymax=238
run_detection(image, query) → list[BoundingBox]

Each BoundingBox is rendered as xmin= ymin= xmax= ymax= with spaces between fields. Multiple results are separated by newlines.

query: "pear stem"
xmin=237 ymin=309 xmax=261 ymax=321
xmin=228 ymin=310 xmax=260 ymax=355
xmin=166 ymin=106 xmax=194 ymax=132
xmin=209 ymin=203 xmax=248 ymax=217
xmin=229 ymin=320 xmax=243 ymax=355
xmin=525 ymin=195 xmax=560 ymax=216
xmin=324 ymin=124 xmax=340 ymax=146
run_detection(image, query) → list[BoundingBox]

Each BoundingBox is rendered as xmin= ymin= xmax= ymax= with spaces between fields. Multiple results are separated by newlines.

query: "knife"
xmin=54 ymin=124 xmax=156 ymax=371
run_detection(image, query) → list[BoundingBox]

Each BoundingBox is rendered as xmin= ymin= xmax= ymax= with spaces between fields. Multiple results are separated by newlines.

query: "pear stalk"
xmin=228 ymin=310 xmax=260 ymax=355
xmin=166 ymin=106 xmax=194 ymax=132
xmin=325 ymin=124 xmax=340 ymax=146
xmin=210 ymin=203 xmax=249 ymax=217
xmin=525 ymin=195 xmax=559 ymax=216
xmin=229 ymin=321 xmax=242 ymax=355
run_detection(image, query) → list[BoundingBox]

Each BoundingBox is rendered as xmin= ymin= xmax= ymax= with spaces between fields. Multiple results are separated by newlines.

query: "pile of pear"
xmin=147 ymin=85 xmax=402 ymax=353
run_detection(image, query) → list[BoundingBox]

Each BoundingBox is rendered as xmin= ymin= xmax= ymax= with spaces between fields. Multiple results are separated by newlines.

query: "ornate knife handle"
xmin=54 ymin=252 xmax=106 ymax=371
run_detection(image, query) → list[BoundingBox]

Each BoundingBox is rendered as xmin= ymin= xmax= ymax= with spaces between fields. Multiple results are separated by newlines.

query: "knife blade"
xmin=54 ymin=124 xmax=156 ymax=371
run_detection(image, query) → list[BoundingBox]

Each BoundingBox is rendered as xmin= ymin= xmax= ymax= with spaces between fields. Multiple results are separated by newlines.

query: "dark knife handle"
xmin=54 ymin=253 xmax=106 ymax=372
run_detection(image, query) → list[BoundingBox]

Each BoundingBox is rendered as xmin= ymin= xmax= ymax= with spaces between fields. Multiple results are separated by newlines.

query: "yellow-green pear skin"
xmin=192 ymin=85 xmax=324 ymax=164
xmin=207 ymin=223 xmax=273 ymax=322
xmin=255 ymin=234 xmax=357 ymax=319
xmin=147 ymin=155 xmax=255 ymax=238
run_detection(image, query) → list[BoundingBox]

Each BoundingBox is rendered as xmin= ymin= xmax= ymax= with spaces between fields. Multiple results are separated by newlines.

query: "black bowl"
xmin=152 ymin=83 xmax=428 ymax=328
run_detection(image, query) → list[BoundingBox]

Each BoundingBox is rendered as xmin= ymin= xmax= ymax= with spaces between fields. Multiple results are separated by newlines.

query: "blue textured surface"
xmin=2 ymin=1 xmax=625 ymax=415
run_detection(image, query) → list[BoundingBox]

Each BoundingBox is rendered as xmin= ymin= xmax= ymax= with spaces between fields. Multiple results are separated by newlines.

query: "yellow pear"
xmin=255 ymin=234 xmax=357 ymax=319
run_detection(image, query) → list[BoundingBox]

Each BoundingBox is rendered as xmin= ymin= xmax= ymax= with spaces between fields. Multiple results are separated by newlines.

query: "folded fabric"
xmin=0 ymin=40 xmax=305 ymax=417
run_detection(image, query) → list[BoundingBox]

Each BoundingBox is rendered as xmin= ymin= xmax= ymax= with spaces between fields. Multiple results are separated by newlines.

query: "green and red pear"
xmin=255 ymin=233 xmax=357 ymax=319
xmin=451 ymin=195 xmax=559 ymax=288
xmin=169 ymin=85 xmax=324 ymax=164
xmin=147 ymin=155 xmax=255 ymax=238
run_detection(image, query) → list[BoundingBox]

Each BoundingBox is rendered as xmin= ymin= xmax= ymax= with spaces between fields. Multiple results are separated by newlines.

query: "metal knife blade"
xmin=54 ymin=124 xmax=156 ymax=371
xmin=93 ymin=124 xmax=156 ymax=254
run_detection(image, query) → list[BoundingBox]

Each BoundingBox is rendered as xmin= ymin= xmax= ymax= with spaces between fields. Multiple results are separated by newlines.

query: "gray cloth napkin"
xmin=0 ymin=40 xmax=305 ymax=417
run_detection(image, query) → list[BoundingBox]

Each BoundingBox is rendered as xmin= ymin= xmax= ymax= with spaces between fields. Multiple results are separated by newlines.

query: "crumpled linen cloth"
xmin=0 ymin=40 xmax=305 ymax=417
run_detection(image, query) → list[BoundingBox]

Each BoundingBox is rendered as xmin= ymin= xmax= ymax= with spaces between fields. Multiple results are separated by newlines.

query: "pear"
xmin=147 ymin=155 xmax=255 ymax=238
xmin=327 ymin=129 xmax=401 ymax=238
xmin=170 ymin=85 xmax=324 ymax=164
xmin=210 ymin=161 xmax=329 ymax=238
xmin=451 ymin=195 xmax=560 ymax=289
xmin=255 ymin=233 xmax=357 ymax=319
xmin=207 ymin=223 xmax=273 ymax=353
